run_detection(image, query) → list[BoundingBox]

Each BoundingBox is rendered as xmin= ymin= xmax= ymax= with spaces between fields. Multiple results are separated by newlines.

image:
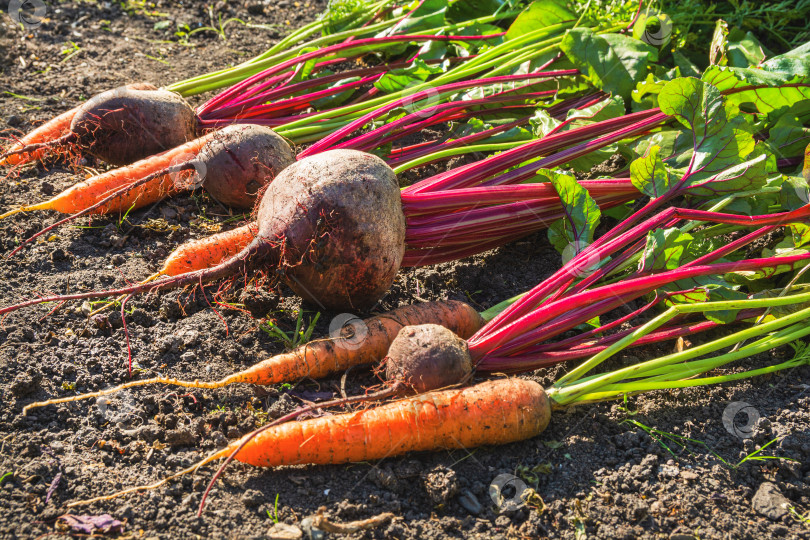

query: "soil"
xmin=1 ymin=2 xmax=809 ymax=539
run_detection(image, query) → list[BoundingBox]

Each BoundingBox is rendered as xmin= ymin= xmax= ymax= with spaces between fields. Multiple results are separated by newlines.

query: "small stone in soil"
xmin=267 ymin=522 xmax=302 ymax=539
xmin=751 ymin=482 xmax=791 ymax=520
xmin=458 ymin=489 xmax=482 ymax=515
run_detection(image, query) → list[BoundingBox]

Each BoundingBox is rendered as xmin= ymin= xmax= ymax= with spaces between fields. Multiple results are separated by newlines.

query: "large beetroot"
xmin=257 ymin=150 xmax=405 ymax=308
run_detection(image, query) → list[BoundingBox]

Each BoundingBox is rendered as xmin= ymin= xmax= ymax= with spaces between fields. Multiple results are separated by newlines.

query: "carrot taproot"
xmin=0 ymin=124 xmax=294 ymax=228
xmin=22 ymin=299 xmax=485 ymax=414
xmin=0 ymin=108 xmax=77 ymax=167
xmin=67 ymin=377 xmax=550 ymax=508
xmin=84 ymin=223 xmax=259 ymax=318
xmin=158 ymin=223 xmax=259 ymax=277
xmin=234 ymin=377 xmax=549 ymax=467
xmin=0 ymin=135 xmax=211 ymax=220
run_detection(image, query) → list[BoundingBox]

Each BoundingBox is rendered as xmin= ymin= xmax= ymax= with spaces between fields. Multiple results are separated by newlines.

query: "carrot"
xmin=68 ymin=377 xmax=550 ymax=508
xmin=22 ymin=299 xmax=485 ymax=414
xmin=233 ymin=377 xmax=549 ymax=467
xmin=0 ymin=135 xmax=211 ymax=220
xmin=0 ymin=125 xmax=294 ymax=229
xmin=158 ymin=223 xmax=259 ymax=277
xmin=82 ymin=223 xmax=260 ymax=318
xmin=0 ymin=108 xmax=77 ymax=167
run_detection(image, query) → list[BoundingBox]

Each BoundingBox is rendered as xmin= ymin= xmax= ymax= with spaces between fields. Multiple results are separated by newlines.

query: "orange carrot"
xmin=159 ymin=223 xmax=259 ymax=276
xmin=0 ymin=135 xmax=212 ymax=220
xmin=68 ymin=378 xmax=550 ymax=508
xmin=1 ymin=83 xmax=162 ymax=167
xmin=22 ymin=300 xmax=485 ymax=413
xmin=83 ymin=225 xmax=258 ymax=317
xmin=0 ymin=108 xmax=77 ymax=167
xmin=230 ymin=377 xmax=550 ymax=467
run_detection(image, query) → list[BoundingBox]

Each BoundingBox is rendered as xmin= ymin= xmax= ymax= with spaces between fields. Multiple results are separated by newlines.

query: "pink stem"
xmin=299 ymin=70 xmax=579 ymax=158
xmin=405 ymin=109 xmax=664 ymax=194
xmin=198 ymin=33 xmax=504 ymax=117
xmin=468 ymin=251 xmax=810 ymax=357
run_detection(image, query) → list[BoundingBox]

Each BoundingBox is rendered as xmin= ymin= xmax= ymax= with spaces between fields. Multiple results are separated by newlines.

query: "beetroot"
xmin=198 ymin=124 xmax=295 ymax=209
xmin=71 ymin=85 xmax=198 ymax=165
xmin=255 ymin=149 xmax=406 ymax=309
xmin=385 ymin=324 xmax=474 ymax=393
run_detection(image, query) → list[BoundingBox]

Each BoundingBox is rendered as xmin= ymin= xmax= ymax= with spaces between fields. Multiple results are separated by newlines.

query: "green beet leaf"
xmin=639 ymin=228 xmax=693 ymax=272
xmin=560 ymin=28 xmax=658 ymax=100
xmin=544 ymin=170 xmax=601 ymax=256
xmin=630 ymin=145 xmax=672 ymax=199
xmin=373 ymin=58 xmax=445 ymax=93
xmin=505 ymin=0 xmax=574 ymax=41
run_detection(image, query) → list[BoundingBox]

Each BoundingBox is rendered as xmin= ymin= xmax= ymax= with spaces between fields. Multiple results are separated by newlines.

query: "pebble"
xmin=299 ymin=517 xmax=325 ymax=540
xmin=458 ymin=489 xmax=482 ymax=515
xmin=267 ymin=523 xmax=302 ymax=539
xmin=659 ymin=464 xmax=680 ymax=477
xmin=751 ymin=482 xmax=790 ymax=520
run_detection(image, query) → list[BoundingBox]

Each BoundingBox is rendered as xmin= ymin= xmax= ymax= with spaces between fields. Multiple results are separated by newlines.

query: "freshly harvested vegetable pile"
xmin=21 ymin=58 xmax=810 ymax=422
xmin=4 ymin=0 xmax=810 ymax=527
xmin=3 ymin=59 xmax=810 ymax=356
xmin=0 ymin=67 xmax=583 ymax=243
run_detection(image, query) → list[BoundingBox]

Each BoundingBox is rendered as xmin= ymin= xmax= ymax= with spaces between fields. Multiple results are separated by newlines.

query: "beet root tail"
xmin=0 ymin=240 xmax=273 ymax=317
